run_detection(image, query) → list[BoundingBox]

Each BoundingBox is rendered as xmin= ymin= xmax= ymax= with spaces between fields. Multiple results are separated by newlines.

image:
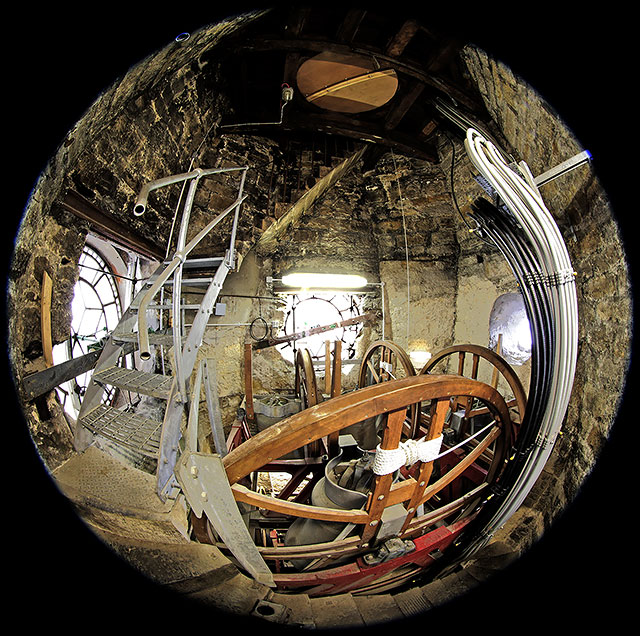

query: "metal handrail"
xmin=134 ymin=167 xmax=248 ymax=388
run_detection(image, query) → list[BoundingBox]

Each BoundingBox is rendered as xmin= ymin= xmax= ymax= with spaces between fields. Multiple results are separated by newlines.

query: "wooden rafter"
xmin=385 ymin=19 xmax=420 ymax=57
xmin=336 ymin=9 xmax=367 ymax=42
xmin=256 ymin=145 xmax=366 ymax=253
xmin=61 ymin=190 xmax=165 ymax=261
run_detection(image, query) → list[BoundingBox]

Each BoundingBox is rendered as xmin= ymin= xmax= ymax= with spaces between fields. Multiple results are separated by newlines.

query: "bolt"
xmin=190 ymin=465 xmax=198 ymax=478
xmin=369 ymin=520 xmax=378 ymax=527
xmin=201 ymin=491 xmax=208 ymax=501
xmin=377 ymin=494 xmax=385 ymax=500
xmin=419 ymin=481 xmax=425 ymax=487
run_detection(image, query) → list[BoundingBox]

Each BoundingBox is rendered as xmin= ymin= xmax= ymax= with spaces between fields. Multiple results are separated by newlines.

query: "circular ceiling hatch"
xmin=296 ymin=51 xmax=398 ymax=113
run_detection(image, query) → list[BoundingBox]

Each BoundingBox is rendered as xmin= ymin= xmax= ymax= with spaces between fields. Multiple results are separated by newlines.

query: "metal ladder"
xmin=74 ymin=165 xmax=249 ymax=500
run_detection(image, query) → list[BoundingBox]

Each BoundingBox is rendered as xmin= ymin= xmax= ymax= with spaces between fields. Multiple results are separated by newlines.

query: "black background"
xmin=5 ymin=3 xmax=636 ymax=631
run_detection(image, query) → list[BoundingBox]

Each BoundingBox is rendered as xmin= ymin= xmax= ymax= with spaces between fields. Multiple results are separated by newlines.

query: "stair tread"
xmin=164 ymin=256 xmax=225 ymax=269
xmin=112 ymin=330 xmax=185 ymax=347
xmin=78 ymin=404 xmax=162 ymax=458
xmin=93 ymin=366 xmax=173 ymax=399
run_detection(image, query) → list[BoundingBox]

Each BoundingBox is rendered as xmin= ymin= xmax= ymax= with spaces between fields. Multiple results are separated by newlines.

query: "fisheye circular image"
xmin=6 ymin=5 xmax=634 ymax=630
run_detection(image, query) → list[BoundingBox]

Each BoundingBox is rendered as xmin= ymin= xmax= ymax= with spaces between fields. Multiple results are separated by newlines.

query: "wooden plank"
xmin=40 ymin=271 xmax=54 ymax=367
xmin=22 ymin=341 xmax=135 ymax=401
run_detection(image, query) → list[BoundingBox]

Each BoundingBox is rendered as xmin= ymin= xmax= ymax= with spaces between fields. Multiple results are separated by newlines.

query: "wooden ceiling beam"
xmin=265 ymin=110 xmax=439 ymax=162
xmin=384 ymin=80 xmax=425 ymax=130
xmin=336 ymin=9 xmax=367 ymax=42
xmin=286 ymin=5 xmax=312 ymax=36
xmin=385 ymin=19 xmax=420 ymax=57
xmin=60 ymin=190 xmax=165 ymax=261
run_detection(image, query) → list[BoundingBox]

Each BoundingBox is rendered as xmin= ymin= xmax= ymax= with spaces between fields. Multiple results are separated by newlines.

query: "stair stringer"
xmin=156 ymin=254 xmax=235 ymax=499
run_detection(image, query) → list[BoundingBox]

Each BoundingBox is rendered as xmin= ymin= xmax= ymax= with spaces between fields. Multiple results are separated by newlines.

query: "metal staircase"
xmin=74 ymin=165 xmax=249 ymax=500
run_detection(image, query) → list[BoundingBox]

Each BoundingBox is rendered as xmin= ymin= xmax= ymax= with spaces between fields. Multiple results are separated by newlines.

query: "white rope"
xmin=372 ymin=435 xmax=444 ymax=475
xmin=372 ymin=419 xmax=497 ymax=475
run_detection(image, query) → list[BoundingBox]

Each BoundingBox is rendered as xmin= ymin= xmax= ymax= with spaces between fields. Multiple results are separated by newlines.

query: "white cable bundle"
xmin=464 ymin=128 xmax=579 ymax=539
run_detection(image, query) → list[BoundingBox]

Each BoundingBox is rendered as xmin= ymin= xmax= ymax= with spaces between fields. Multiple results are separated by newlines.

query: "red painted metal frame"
xmin=272 ymin=516 xmax=473 ymax=596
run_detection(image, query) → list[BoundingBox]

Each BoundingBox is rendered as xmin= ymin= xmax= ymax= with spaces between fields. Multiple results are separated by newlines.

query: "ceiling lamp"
xmin=296 ymin=51 xmax=398 ymax=113
xmin=281 ymin=272 xmax=368 ymax=289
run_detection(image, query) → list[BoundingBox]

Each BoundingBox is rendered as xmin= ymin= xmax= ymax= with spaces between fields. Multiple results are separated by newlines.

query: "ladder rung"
xmin=78 ymin=404 xmax=162 ymax=458
xmin=93 ymin=366 xmax=173 ymax=399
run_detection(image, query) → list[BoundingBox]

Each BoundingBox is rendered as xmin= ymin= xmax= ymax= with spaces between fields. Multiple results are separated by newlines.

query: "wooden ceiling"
xmin=212 ymin=6 xmax=499 ymax=166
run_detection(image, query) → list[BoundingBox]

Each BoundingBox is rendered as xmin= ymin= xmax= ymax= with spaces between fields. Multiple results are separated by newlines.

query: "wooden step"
xmin=78 ymin=404 xmax=162 ymax=458
xmin=93 ymin=366 xmax=174 ymax=399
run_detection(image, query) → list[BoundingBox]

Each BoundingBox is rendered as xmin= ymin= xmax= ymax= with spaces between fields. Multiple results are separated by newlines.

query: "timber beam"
xmin=60 ymin=190 xmax=165 ymax=261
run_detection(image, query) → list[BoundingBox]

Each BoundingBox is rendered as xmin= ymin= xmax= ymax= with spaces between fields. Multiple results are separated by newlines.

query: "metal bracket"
xmin=534 ymin=150 xmax=591 ymax=187
xmin=175 ymin=451 xmax=275 ymax=587
xmin=362 ymin=537 xmax=415 ymax=566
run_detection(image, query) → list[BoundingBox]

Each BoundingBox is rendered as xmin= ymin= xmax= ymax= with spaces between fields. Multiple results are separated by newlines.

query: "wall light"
xmin=280 ymin=273 xmax=368 ymax=289
xmin=409 ymin=350 xmax=432 ymax=370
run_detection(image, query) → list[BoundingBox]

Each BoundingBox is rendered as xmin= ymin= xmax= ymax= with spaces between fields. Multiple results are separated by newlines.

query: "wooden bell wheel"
xmin=294 ymin=347 xmax=325 ymax=456
xmin=357 ymin=340 xmax=419 ymax=440
xmin=357 ymin=339 xmax=416 ymax=387
xmin=419 ymin=343 xmax=527 ymax=441
xmin=295 ymin=348 xmax=321 ymax=409
xmin=214 ymin=373 xmax=514 ymax=595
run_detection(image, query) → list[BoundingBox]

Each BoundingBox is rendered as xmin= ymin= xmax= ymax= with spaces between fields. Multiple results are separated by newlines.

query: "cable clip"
xmin=523 ymin=268 xmax=576 ymax=289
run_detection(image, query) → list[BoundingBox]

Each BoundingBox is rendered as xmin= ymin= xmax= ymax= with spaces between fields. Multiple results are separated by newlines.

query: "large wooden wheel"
xmin=420 ymin=344 xmax=527 ymax=441
xmin=357 ymin=339 xmax=416 ymax=387
xmin=357 ymin=340 xmax=419 ymax=441
xmin=295 ymin=348 xmax=321 ymax=409
xmin=212 ymin=373 xmax=514 ymax=595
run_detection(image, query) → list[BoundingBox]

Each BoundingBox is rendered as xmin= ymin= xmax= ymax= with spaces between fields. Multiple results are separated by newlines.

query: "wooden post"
xmin=400 ymin=397 xmax=449 ymax=533
xmin=244 ymin=342 xmax=255 ymax=426
xmin=331 ymin=340 xmax=342 ymax=398
xmin=491 ymin=334 xmax=503 ymax=388
xmin=361 ymin=408 xmax=406 ymax=544
xmin=40 ymin=271 xmax=54 ymax=368
xmin=324 ymin=340 xmax=331 ymax=395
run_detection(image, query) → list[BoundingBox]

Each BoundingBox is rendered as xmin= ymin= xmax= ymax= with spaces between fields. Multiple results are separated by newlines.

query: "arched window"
xmin=489 ymin=292 xmax=532 ymax=365
xmin=53 ymin=242 xmax=124 ymax=417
